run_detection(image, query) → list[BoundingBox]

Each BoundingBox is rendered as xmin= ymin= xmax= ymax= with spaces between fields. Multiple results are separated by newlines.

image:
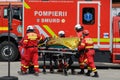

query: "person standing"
xmin=57 ymin=30 xmax=66 ymax=72
xmin=75 ymin=24 xmax=85 ymax=74
xmin=78 ymin=30 xmax=99 ymax=77
xmin=18 ymin=25 xmax=43 ymax=76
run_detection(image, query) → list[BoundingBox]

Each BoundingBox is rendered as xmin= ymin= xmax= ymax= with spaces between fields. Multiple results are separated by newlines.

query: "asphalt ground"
xmin=0 ymin=61 xmax=120 ymax=80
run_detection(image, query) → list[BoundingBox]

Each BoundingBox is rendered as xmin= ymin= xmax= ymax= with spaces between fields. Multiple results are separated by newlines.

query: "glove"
xmin=39 ymin=40 xmax=44 ymax=44
xmin=44 ymin=37 xmax=50 ymax=42
xmin=75 ymin=52 xmax=80 ymax=58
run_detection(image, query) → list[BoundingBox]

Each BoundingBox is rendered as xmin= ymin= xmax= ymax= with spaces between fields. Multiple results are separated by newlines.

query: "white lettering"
xmin=41 ymin=18 xmax=60 ymax=23
xmin=34 ymin=11 xmax=67 ymax=17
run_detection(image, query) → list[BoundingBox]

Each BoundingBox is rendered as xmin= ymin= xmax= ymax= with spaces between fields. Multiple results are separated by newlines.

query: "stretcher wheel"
xmin=0 ymin=76 xmax=18 ymax=80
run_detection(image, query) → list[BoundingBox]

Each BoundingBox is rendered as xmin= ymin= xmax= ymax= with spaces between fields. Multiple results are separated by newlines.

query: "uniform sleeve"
xmin=23 ymin=35 xmax=28 ymax=46
xmin=19 ymin=38 xmax=23 ymax=46
xmin=78 ymin=39 xmax=85 ymax=51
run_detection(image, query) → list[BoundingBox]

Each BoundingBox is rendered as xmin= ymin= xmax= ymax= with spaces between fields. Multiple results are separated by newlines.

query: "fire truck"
xmin=1 ymin=0 xmax=120 ymax=65
xmin=0 ymin=0 xmax=22 ymax=61
xmin=23 ymin=0 xmax=120 ymax=64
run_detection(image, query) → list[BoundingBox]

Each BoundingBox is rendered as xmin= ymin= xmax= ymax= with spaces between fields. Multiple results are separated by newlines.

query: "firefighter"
xmin=57 ymin=30 xmax=65 ymax=72
xmin=75 ymin=24 xmax=85 ymax=74
xmin=18 ymin=25 xmax=43 ymax=76
xmin=78 ymin=30 xmax=99 ymax=77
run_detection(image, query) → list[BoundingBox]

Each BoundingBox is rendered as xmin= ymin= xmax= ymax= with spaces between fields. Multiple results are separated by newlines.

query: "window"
xmin=4 ymin=8 xmax=8 ymax=18
xmin=4 ymin=7 xmax=22 ymax=21
xmin=12 ymin=7 xmax=22 ymax=20
xmin=82 ymin=7 xmax=95 ymax=25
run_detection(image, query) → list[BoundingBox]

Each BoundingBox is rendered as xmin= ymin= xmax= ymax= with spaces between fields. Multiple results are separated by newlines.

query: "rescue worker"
xmin=58 ymin=30 xmax=74 ymax=75
xmin=57 ymin=30 xmax=65 ymax=72
xmin=18 ymin=25 xmax=43 ymax=76
xmin=78 ymin=30 xmax=99 ymax=77
xmin=75 ymin=24 xmax=85 ymax=74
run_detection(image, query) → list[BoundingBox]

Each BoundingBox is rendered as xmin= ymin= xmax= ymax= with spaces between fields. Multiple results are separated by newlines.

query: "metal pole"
xmin=8 ymin=3 xmax=12 ymax=77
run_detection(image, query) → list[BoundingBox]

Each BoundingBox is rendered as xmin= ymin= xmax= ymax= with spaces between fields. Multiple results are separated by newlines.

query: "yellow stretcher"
xmin=38 ymin=37 xmax=80 ymax=54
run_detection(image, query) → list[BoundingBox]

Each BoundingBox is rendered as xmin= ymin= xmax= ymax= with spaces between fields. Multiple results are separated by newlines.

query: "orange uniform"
xmin=78 ymin=36 xmax=96 ymax=69
xmin=20 ymin=31 xmax=43 ymax=73
xmin=78 ymin=35 xmax=99 ymax=77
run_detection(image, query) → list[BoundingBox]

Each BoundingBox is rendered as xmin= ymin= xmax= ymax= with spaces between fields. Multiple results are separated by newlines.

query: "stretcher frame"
xmin=38 ymin=46 xmax=78 ymax=75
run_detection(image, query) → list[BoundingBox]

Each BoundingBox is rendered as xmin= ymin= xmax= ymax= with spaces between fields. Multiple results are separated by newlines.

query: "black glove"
xmin=44 ymin=37 xmax=50 ymax=42
xmin=75 ymin=52 xmax=80 ymax=58
xmin=39 ymin=40 xmax=44 ymax=44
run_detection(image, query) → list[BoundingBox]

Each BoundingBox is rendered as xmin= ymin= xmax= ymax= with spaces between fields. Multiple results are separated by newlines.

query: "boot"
xmin=17 ymin=70 xmax=27 ymax=75
xmin=92 ymin=72 xmax=99 ymax=77
xmin=85 ymin=70 xmax=92 ymax=76
xmin=18 ymin=67 xmax=27 ymax=75
xmin=50 ymin=67 xmax=54 ymax=73
xmin=57 ymin=69 xmax=63 ymax=72
xmin=34 ymin=71 xmax=39 ymax=76
xmin=78 ymin=69 xmax=84 ymax=74
xmin=71 ymin=69 xmax=75 ymax=75
xmin=28 ymin=66 xmax=35 ymax=74
xmin=34 ymin=68 xmax=41 ymax=76
xmin=34 ymin=70 xmax=40 ymax=76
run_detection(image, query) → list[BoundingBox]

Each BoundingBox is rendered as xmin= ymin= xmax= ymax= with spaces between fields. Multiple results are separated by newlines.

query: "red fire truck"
xmin=23 ymin=0 xmax=120 ymax=63
xmin=0 ymin=1 xmax=22 ymax=61
xmin=1 ymin=0 xmax=120 ymax=64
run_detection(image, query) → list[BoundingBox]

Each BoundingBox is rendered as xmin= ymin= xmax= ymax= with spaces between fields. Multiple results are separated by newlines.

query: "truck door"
xmin=77 ymin=1 xmax=100 ymax=48
xmin=0 ymin=7 xmax=2 ymax=32
xmin=112 ymin=16 xmax=120 ymax=63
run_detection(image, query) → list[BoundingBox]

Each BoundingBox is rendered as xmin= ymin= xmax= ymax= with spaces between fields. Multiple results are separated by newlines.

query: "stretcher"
xmin=38 ymin=37 xmax=80 ymax=75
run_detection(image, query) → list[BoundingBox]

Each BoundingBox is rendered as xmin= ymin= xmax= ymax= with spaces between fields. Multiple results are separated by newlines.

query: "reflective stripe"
xmin=92 ymin=68 xmax=97 ymax=72
xmin=34 ymin=65 xmax=39 ymax=68
xmin=0 ymin=27 xmax=8 ymax=30
xmin=87 ymin=67 xmax=91 ymax=70
xmin=81 ymin=43 xmax=85 ymax=46
xmin=24 ymin=2 xmax=30 ymax=9
xmin=21 ymin=64 xmax=29 ymax=68
xmin=86 ymin=46 xmax=94 ymax=48
xmin=24 ymin=40 xmax=28 ymax=42
xmin=93 ymin=38 xmax=120 ymax=42
xmin=40 ymin=36 xmax=42 ymax=40
xmin=92 ymin=38 xmax=109 ymax=42
xmin=83 ymin=59 xmax=87 ymax=63
xmin=43 ymin=25 xmax=57 ymax=37
xmin=27 ymin=33 xmax=37 ymax=40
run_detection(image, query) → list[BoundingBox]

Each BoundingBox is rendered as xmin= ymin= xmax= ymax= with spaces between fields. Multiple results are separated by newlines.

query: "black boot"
xmin=71 ymin=69 xmax=75 ymax=75
xmin=85 ymin=70 xmax=92 ymax=76
xmin=28 ymin=66 xmax=35 ymax=74
xmin=50 ymin=68 xmax=54 ymax=73
xmin=92 ymin=72 xmax=99 ymax=77
xmin=18 ymin=70 xmax=27 ymax=75
xmin=78 ymin=69 xmax=84 ymax=74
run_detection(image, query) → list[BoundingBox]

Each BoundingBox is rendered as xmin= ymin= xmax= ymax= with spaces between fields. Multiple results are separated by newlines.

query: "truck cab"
xmin=0 ymin=2 xmax=22 ymax=61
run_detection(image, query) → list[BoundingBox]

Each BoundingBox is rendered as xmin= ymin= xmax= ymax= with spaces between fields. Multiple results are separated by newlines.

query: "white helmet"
xmin=75 ymin=24 xmax=83 ymax=32
xmin=26 ymin=25 xmax=34 ymax=33
xmin=27 ymin=25 xmax=33 ymax=30
xmin=58 ymin=30 xmax=65 ymax=37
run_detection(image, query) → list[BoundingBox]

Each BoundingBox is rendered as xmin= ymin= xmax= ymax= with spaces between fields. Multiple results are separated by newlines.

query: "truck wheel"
xmin=0 ymin=41 xmax=19 ymax=61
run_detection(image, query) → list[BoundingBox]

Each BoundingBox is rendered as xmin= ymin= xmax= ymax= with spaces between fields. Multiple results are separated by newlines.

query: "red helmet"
xmin=83 ymin=30 xmax=89 ymax=35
